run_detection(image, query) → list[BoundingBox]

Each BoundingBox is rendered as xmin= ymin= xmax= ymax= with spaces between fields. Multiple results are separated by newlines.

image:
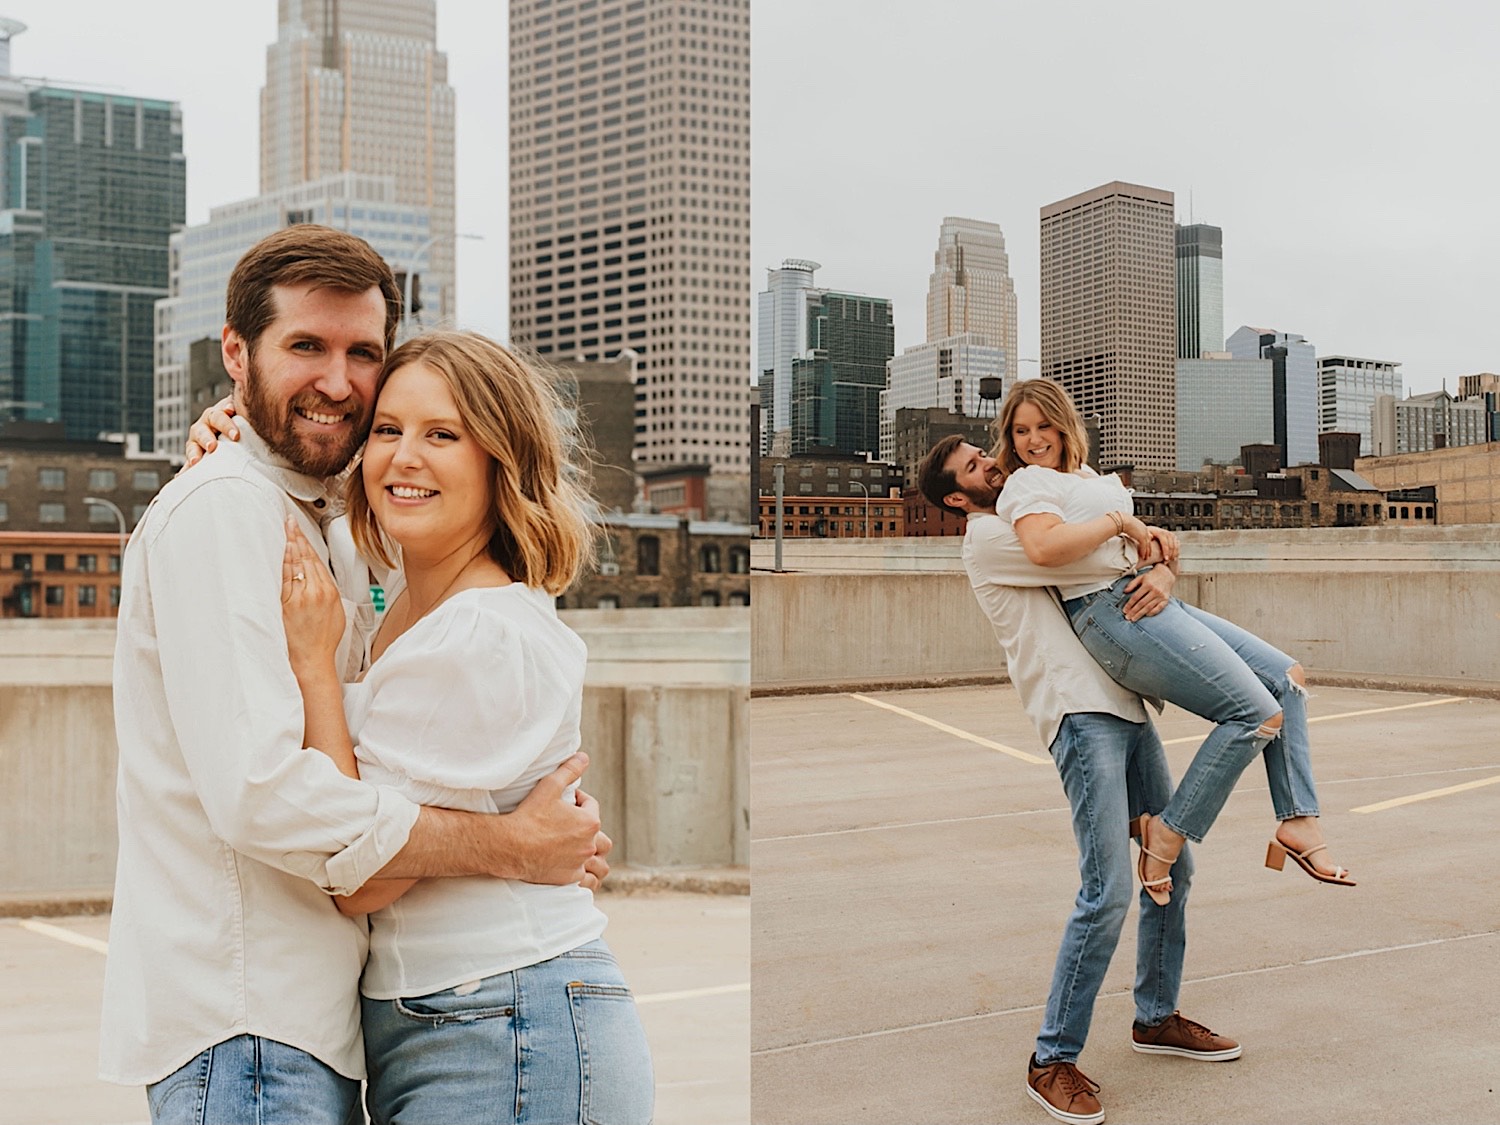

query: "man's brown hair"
xmin=916 ymin=433 xmax=970 ymax=515
xmin=224 ymin=225 xmax=402 ymax=354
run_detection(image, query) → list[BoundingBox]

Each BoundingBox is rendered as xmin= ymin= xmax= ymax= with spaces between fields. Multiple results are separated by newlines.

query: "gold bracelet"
xmin=1108 ymin=511 xmax=1124 ymax=535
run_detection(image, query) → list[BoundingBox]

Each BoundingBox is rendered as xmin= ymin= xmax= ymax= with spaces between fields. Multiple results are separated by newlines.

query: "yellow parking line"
xmin=1161 ymin=696 xmax=1466 ymax=746
xmin=19 ymin=918 xmax=109 ymax=955
xmin=848 ymin=693 xmax=1047 ymax=764
xmin=1351 ymin=774 xmax=1500 ymax=814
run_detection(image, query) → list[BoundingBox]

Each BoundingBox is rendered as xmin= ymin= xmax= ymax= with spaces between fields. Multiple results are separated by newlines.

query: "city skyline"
xmin=751 ymin=0 xmax=1499 ymax=398
xmin=9 ymin=0 xmax=511 ymax=340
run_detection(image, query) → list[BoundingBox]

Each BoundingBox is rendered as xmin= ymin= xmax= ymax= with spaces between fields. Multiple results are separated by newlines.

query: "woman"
xmin=992 ymin=378 xmax=1353 ymax=905
xmin=204 ymin=331 xmax=654 ymax=1124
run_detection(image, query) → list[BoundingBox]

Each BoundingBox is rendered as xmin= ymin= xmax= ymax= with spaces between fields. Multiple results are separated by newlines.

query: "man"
xmin=917 ymin=436 xmax=1239 ymax=1125
xmin=101 ymin=226 xmax=607 ymax=1124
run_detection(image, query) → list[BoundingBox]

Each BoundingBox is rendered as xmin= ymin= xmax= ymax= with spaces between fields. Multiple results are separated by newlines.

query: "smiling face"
xmin=360 ymin=361 xmax=496 ymax=558
xmin=224 ymin=282 xmax=387 ymax=477
xmin=942 ymin=442 xmax=1003 ymax=511
xmin=1009 ymin=400 xmax=1065 ymax=471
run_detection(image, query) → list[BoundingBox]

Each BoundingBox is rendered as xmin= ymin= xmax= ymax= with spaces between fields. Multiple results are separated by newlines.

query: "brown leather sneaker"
xmin=1025 ymin=1053 xmax=1105 ymax=1124
xmin=1131 ymin=1011 xmax=1242 ymax=1061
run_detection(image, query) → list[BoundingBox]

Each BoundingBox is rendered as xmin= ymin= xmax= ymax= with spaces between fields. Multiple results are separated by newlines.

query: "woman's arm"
xmin=1013 ymin=510 xmax=1152 ymax=568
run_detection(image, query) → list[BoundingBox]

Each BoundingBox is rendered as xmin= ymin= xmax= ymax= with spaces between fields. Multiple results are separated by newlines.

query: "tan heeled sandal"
xmin=1265 ymin=837 xmax=1356 ymax=887
xmin=1133 ymin=815 xmax=1175 ymax=906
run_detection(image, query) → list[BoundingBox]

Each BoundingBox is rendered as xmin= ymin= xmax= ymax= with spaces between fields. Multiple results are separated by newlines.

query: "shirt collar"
xmin=234 ymin=415 xmax=358 ymax=516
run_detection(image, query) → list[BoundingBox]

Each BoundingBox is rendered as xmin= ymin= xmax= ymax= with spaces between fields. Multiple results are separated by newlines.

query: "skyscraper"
xmin=1227 ymin=326 xmax=1319 ymax=466
xmin=508 ymin=0 xmax=751 ymax=472
xmin=1176 ymin=356 xmax=1274 ymax=470
xmin=881 ymin=336 xmax=1008 ymax=461
xmin=0 ymin=21 xmax=184 ymax=447
xmin=789 ymin=291 xmax=893 ymax=456
xmin=757 ymin=259 xmax=820 ymax=455
xmin=926 ymin=217 xmax=1018 ymax=381
xmin=1316 ymin=354 xmax=1402 ymax=456
xmin=1175 ymin=223 xmax=1223 ymax=359
xmin=1040 ymin=181 xmax=1177 ymax=470
xmin=259 ymin=0 xmax=456 ymax=320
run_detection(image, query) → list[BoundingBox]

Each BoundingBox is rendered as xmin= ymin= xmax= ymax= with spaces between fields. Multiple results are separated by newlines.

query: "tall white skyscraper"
xmin=757 ymin=259 xmax=820 ymax=455
xmin=508 ymin=0 xmax=752 ymax=472
xmin=1317 ymin=355 xmax=1402 ymax=455
xmin=925 ymin=217 xmax=1017 ymax=381
xmin=259 ymin=0 xmax=456 ymax=320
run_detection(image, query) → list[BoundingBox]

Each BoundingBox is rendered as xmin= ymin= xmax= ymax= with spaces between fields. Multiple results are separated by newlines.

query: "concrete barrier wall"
xmin=751 ymin=526 xmax=1500 ymax=693
xmin=0 ymin=608 xmax=748 ymax=904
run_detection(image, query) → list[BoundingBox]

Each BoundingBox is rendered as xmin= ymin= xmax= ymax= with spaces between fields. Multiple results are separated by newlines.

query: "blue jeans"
xmin=1064 ymin=573 xmax=1317 ymax=841
xmin=362 ymin=939 xmax=654 ymax=1125
xmin=1037 ymin=712 xmax=1191 ymax=1065
xmin=146 ymin=1035 xmax=360 ymax=1125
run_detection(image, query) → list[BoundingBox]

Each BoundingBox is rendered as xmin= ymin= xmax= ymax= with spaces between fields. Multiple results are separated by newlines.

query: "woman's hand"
xmin=282 ymin=516 xmax=344 ymax=680
xmin=1117 ymin=513 xmax=1154 ymax=559
xmin=184 ymin=398 xmax=240 ymax=467
xmin=1147 ymin=526 xmax=1180 ymax=565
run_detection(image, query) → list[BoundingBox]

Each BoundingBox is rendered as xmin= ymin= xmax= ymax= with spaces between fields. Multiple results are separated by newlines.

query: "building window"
xmin=133 ymin=470 xmax=161 ymax=491
xmin=1388 ymin=506 xmax=1397 ymax=518
xmin=636 ymin=535 xmax=659 ymax=575
xmin=699 ymin=590 xmax=721 ymax=606
xmin=728 ymin=591 xmax=749 ymax=606
xmin=78 ymin=555 xmax=97 ymax=572
xmin=90 ymin=504 xmax=116 ymax=525
xmin=108 ymin=554 xmax=122 ymax=573
xmin=699 ymin=544 xmax=721 ymax=572
xmin=89 ymin=469 xmax=118 ymax=490
xmin=78 ymin=585 xmax=97 ymax=607
xmin=45 ymin=554 xmax=65 ymax=572
xmin=728 ymin=547 xmax=749 ymax=574
xmin=636 ymin=593 xmax=660 ymax=607
xmin=40 ymin=503 xmax=66 ymax=523
xmin=109 ymin=585 xmax=122 ymax=609
xmin=0 ymin=465 xmax=7 ymax=486
xmin=39 ymin=468 xmax=66 ymax=489
xmin=0 ymin=500 xmax=7 ymax=522
xmin=45 ymin=585 xmax=65 ymax=607
xmin=596 ymin=595 xmax=620 ymax=609
xmin=12 ymin=553 xmax=32 ymax=572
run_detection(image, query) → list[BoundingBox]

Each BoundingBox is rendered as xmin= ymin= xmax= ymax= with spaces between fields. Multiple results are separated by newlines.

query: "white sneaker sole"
xmin=1025 ymin=1081 xmax=1106 ymax=1124
xmin=1131 ymin=1039 xmax=1243 ymax=1061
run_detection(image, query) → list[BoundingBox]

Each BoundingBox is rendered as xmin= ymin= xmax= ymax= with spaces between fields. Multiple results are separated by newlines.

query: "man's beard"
xmin=240 ymin=350 xmax=368 ymax=478
xmin=962 ymin=478 xmax=1001 ymax=508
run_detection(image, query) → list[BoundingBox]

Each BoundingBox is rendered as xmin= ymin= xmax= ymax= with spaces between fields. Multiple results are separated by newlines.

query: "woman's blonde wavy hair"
xmin=992 ymin=378 xmax=1091 ymax=476
xmin=347 ymin=331 xmax=595 ymax=595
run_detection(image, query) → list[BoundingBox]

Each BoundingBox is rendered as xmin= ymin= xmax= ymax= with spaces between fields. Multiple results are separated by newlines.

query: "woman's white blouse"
xmin=346 ymin=583 xmax=607 ymax=1000
xmin=996 ymin=465 xmax=1140 ymax=600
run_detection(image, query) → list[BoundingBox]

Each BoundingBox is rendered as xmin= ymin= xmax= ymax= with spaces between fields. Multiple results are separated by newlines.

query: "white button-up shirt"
xmin=100 ymin=420 xmax=420 ymax=1086
xmin=962 ymin=511 xmax=1149 ymax=752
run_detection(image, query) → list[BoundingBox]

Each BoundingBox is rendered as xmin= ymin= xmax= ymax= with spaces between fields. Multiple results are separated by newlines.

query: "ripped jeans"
xmin=1064 ymin=573 xmax=1319 ymax=842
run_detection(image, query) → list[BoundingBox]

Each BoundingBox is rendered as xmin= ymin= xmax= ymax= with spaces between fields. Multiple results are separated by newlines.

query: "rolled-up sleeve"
xmin=147 ymin=475 xmax=418 ymax=890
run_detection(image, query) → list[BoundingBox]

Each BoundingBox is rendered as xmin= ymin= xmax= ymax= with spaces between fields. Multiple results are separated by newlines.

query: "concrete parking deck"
xmin=1 ymin=889 xmax=748 ymax=1125
xmin=751 ymin=682 xmax=1500 ymax=1124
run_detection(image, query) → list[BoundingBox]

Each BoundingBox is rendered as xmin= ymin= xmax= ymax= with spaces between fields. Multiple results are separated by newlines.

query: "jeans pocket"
xmin=568 ymin=983 xmax=655 ymax=1125
xmin=147 ymin=1048 xmax=210 ymax=1124
xmin=394 ymin=976 xmax=517 ymax=1026
xmin=1078 ymin=614 xmax=1133 ymax=680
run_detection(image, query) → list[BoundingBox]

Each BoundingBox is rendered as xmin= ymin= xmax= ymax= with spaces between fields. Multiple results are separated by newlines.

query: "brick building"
xmin=1 ymin=532 xmax=125 ymax=618
xmin=756 ymin=494 xmax=904 ymax=539
xmin=562 ymin=514 xmax=751 ymax=609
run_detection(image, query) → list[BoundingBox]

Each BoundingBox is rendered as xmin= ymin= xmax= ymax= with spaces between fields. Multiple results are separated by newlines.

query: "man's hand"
xmin=1122 ymin=564 xmax=1177 ymax=622
xmin=502 ymin=752 xmax=604 ymax=885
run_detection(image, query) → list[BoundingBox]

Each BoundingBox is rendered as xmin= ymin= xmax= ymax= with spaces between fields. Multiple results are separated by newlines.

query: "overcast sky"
xmin=16 ymin=1 xmax=1498 ymax=399
xmin=750 ymin=0 xmax=1500 ymax=397
xmin=9 ymin=0 xmax=512 ymax=340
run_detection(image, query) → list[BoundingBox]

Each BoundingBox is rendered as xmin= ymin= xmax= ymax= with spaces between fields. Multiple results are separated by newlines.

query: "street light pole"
xmin=401 ymin=232 xmax=485 ymax=339
xmin=850 ymin=479 xmax=870 ymax=538
xmin=82 ymin=496 xmax=127 ymax=566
